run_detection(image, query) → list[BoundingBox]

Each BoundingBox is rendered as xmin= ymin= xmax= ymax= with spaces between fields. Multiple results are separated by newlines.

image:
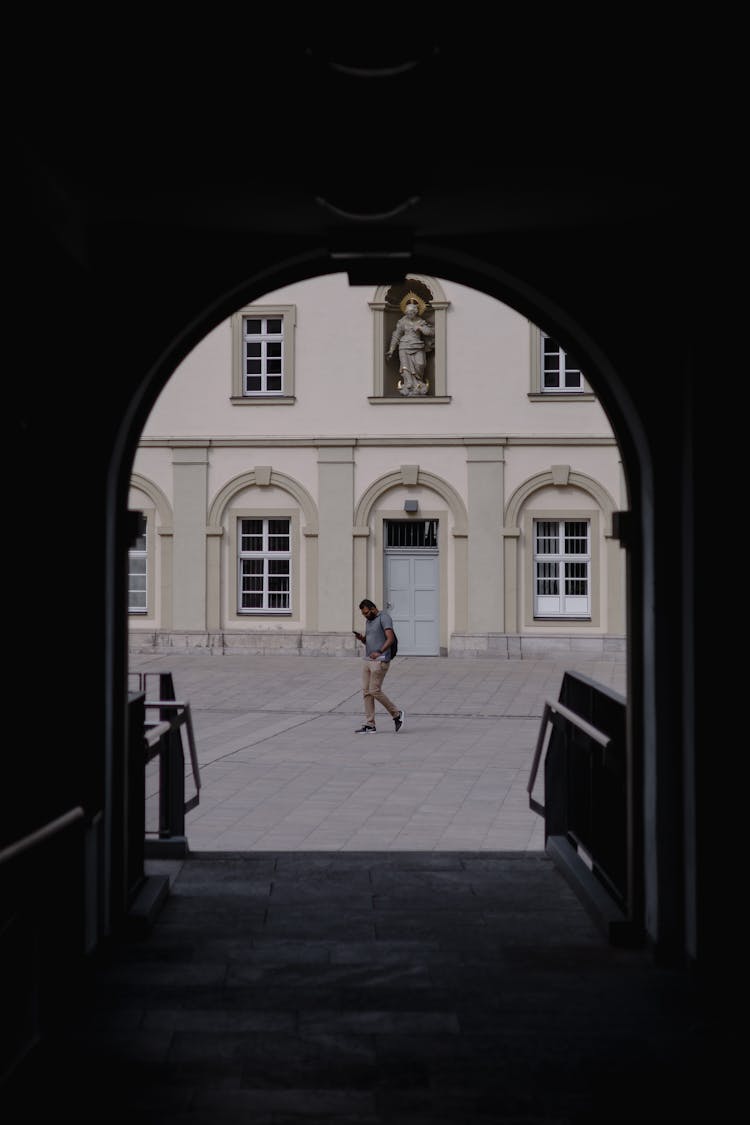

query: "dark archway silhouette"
xmin=6 ymin=32 xmax=728 ymax=1111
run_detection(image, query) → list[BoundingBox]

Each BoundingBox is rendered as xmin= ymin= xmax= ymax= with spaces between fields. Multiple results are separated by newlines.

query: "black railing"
xmin=0 ymin=808 xmax=86 ymax=1083
xmin=128 ymin=672 xmax=201 ymax=859
xmin=528 ymin=670 xmax=639 ymax=945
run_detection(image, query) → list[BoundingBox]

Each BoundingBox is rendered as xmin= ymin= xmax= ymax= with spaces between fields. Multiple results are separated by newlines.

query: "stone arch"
xmin=207 ymin=469 xmax=319 ymax=632
xmin=103 ymin=237 xmax=687 ymax=965
xmin=208 ymin=468 xmax=318 ymax=531
xmin=504 ymin=468 xmax=617 ymax=533
xmin=503 ymin=468 xmax=620 ymax=634
xmin=353 ymin=467 xmax=469 ymax=637
xmin=129 ymin=472 xmax=174 ymax=528
xmin=355 ymin=467 xmax=467 ymax=533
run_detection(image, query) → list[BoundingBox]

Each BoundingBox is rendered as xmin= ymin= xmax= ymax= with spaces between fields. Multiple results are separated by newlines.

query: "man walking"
xmin=352 ymin=598 xmax=405 ymax=734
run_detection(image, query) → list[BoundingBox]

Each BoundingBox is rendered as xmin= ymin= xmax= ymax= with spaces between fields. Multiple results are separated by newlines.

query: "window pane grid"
xmin=238 ymin=517 xmax=291 ymax=612
xmin=385 ymin=519 xmax=439 ymax=548
xmin=243 ymin=316 xmax=284 ymax=395
xmin=128 ymin=513 xmax=148 ymax=613
xmin=533 ymin=518 xmax=590 ymax=616
xmin=536 ymin=561 xmax=559 ymax=595
xmin=535 ymin=520 xmax=559 ymax=555
xmin=541 ymin=333 xmax=584 ymax=392
xmin=564 ymin=520 xmax=589 ymax=554
xmin=565 ymin=562 xmax=589 ymax=594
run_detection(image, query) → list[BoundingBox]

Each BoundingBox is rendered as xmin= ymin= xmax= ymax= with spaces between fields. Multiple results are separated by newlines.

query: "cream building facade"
xmin=128 ymin=273 xmax=627 ymax=658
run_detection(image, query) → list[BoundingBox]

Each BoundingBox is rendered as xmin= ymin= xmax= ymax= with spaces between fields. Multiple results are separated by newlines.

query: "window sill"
xmin=236 ymin=612 xmax=294 ymax=618
xmin=368 ymin=395 xmax=452 ymax=404
xmin=231 ymin=395 xmax=296 ymax=406
xmin=528 ymin=393 xmax=596 ymax=402
xmin=533 ymin=617 xmax=593 ymax=623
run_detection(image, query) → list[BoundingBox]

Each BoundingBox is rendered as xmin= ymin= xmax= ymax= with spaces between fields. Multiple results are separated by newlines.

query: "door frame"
xmin=384 ymin=535 xmax=440 ymax=656
xmin=373 ymin=509 xmax=448 ymax=655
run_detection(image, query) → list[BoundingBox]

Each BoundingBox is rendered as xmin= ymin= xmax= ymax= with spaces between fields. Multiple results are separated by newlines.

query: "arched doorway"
xmin=108 ymin=247 xmax=671 ymax=958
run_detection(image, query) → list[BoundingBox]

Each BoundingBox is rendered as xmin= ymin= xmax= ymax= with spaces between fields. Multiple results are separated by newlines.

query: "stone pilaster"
xmin=467 ymin=444 xmax=505 ymax=632
xmin=171 ymin=445 xmax=209 ymax=630
xmin=317 ymin=444 xmax=355 ymax=631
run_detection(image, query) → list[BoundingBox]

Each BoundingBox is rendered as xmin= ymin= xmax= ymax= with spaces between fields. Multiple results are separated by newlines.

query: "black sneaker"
xmin=394 ymin=710 xmax=405 ymax=733
xmin=355 ymin=724 xmax=376 ymax=734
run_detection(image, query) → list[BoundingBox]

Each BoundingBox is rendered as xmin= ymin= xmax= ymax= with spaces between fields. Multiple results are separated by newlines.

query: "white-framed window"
xmin=231 ymin=304 xmax=296 ymax=403
xmin=238 ymin=517 xmax=291 ymax=613
xmin=528 ymin=324 xmax=593 ymax=398
xmin=533 ymin=519 xmax=591 ymax=617
xmin=128 ymin=512 xmax=148 ymax=613
xmin=541 ymin=333 xmax=584 ymax=392
xmin=243 ymin=315 xmax=283 ymax=394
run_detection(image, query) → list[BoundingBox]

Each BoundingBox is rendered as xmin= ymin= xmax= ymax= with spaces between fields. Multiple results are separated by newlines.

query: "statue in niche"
xmin=386 ymin=291 xmax=434 ymax=396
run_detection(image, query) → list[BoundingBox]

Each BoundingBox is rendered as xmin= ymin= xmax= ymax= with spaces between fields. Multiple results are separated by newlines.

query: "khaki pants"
xmin=361 ymin=659 xmax=399 ymax=725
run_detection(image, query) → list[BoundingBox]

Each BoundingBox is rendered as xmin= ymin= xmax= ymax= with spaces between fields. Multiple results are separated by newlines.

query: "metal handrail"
xmin=144 ymin=721 xmax=172 ymax=747
xmin=0 ymin=806 xmax=85 ymax=867
xmin=131 ymin=673 xmax=202 ymax=846
xmin=129 ymin=671 xmax=172 ymax=697
xmin=143 ymin=699 xmax=201 ymax=813
xmin=527 ymin=698 xmax=610 ymax=816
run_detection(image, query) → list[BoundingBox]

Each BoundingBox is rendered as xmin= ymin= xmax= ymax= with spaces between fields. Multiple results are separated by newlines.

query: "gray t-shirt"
xmin=364 ymin=610 xmax=394 ymax=662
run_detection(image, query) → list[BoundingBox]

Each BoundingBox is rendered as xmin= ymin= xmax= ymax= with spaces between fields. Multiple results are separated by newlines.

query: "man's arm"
xmin=381 ymin=627 xmax=395 ymax=653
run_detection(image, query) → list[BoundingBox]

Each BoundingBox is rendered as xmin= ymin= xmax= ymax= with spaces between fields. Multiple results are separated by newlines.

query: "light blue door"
xmin=385 ymin=552 xmax=440 ymax=655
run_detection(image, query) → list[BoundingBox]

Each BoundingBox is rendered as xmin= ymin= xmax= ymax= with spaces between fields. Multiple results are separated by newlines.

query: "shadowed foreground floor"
xmin=5 ymin=852 xmax=720 ymax=1124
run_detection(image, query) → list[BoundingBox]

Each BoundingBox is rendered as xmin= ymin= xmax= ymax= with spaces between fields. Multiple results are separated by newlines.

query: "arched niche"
xmin=369 ymin=275 xmax=450 ymax=401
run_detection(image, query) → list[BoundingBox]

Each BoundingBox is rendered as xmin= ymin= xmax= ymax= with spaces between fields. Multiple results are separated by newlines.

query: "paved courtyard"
xmin=129 ymin=652 xmax=626 ymax=854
